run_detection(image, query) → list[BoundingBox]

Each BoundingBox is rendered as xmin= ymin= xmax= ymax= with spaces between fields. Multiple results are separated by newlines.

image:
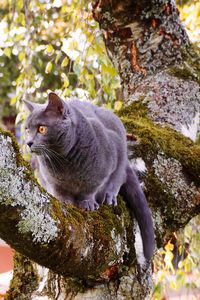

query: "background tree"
xmin=0 ymin=0 xmax=199 ymax=299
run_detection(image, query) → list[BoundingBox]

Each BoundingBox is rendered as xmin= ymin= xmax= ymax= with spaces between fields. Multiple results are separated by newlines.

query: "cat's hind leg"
xmin=104 ymin=192 xmax=118 ymax=206
xmin=77 ymin=194 xmax=99 ymax=211
xmin=103 ymin=171 xmax=125 ymax=207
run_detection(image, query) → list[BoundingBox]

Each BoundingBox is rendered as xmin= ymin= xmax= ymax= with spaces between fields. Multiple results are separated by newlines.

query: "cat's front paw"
xmin=78 ymin=199 xmax=99 ymax=211
xmin=105 ymin=193 xmax=118 ymax=206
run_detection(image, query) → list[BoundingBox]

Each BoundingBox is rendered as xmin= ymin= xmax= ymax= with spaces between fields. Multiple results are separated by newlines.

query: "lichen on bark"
xmin=0 ymin=130 xmax=59 ymax=244
xmin=93 ymin=0 xmax=200 ymax=138
xmin=0 ymin=128 xmax=139 ymax=282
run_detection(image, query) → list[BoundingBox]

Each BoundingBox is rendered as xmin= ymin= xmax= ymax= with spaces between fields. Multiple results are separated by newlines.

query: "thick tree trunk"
xmin=0 ymin=0 xmax=200 ymax=299
xmin=93 ymin=0 xmax=199 ymax=136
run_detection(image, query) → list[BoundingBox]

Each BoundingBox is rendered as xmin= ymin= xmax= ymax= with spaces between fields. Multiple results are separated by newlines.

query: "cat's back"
xmin=68 ymin=99 xmax=126 ymax=139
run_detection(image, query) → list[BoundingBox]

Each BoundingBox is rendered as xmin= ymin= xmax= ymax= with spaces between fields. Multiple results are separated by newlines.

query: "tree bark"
xmin=0 ymin=0 xmax=200 ymax=299
xmin=93 ymin=0 xmax=200 ymax=135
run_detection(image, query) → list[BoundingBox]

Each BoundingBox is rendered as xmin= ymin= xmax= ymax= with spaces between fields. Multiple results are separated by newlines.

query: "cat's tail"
xmin=119 ymin=165 xmax=155 ymax=261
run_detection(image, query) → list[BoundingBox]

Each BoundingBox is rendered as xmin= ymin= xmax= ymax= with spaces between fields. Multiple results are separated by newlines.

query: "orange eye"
xmin=38 ymin=125 xmax=47 ymax=134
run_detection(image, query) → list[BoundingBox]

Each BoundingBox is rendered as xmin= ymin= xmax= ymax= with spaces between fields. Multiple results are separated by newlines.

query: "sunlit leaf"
xmin=18 ymin=52 xmax=26 ymax=62
xmin=61 ymin=57 xmax=69 ymax=68
xmin=15 ymin=112 xmax=24 ymax=125
xmin=10 ymin=96 xmax=17 ymax=105
xmin=45 ymin=62 xmax=53 ymax=74
xmin=169 ymin=280 xmax=177 ymax=289
xmin=45 ymin=44 xmax=55 ymax=56
xmin=4 ymin=47 xmax=11 ymax=58
xmin=164 ymin=240 xmax=174 ymax=252
xmin=63 ymin=88 xmax=71 ymax=97
xmin=153 ymin=282 xmax=164 ymax=299
xmin=16 ymin=73 xmax=25 ymax=85
xmin=178 ymin=245 xmax=182 ymax=255
xmin=164 ymin=251 xmax=175 ymax=273
xmin=176 ymin=271 xmax=186 ymax=288
xmin=61 ymin=73 xmax=69 ymax=88
xmin=55 ymin=52 xmax=62 ymax=64
xmin=17 ymin=13 xmax=26 ymax=27
xmin=17 ymin=0 xmax=24 ymax=11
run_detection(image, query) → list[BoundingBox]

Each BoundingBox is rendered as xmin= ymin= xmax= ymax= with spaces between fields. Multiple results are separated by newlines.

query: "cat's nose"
xmin=27 ymin=141 xmax=33 ymax=148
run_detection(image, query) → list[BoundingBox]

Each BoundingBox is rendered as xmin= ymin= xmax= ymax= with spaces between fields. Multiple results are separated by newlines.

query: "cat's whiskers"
xmin=44 ymin=152 xmax=57 ymax=177
xmin=45 ymin=149 xmax=65 ymax=167
xmin=32 ymin=145 xmax=58 ymax=176
xmin=39 ymin=145 xmax=66 ymax=172
xmin=44 ymin=146 xmax=72 ymax=167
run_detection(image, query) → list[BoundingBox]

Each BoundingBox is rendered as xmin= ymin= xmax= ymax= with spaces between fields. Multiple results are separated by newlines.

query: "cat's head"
xmin=24 ymin=92 xmax=75 ymax=156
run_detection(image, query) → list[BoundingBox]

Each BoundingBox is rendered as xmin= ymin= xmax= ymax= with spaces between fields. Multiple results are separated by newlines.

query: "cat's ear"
xmin=46 ymin=92 xmax=65 ymax=115
xmin=23 ymin=100 xmax=37 ymax=113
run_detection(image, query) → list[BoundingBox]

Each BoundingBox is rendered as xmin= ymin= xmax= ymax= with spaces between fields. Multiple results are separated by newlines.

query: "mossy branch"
xmin=0 ymin=128 xmax=133 ymax=280
xmin=119 ymin=103 xmax=200 ymax=244
xmin=0 ymin=113 xmax=199 ymax=279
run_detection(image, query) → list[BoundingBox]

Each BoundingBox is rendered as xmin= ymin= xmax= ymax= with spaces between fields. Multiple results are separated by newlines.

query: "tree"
xmin=0 ymin=0 xmax=200 ymax=299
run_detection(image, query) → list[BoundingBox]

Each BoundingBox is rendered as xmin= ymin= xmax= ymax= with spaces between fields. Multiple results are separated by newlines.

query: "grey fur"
xmin=24 ymin=92 xmax=155 ymax=260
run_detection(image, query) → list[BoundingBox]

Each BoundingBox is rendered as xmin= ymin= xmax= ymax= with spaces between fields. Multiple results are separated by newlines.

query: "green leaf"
xmin=45 ymin=62 xmax=53 ymax=74
xmin=61 ymin=57 xmax=69 ymax=68
xmin=10 ymin=96 xmax=17 ymax=105
xmin=15 ymin=112 xmax=24 ymax=125
xmin=176 ymin=271 xmax=186 ymax=288
xmin=4 ymin=47 xmax=11 ymax=58
xmin=16 ymin=73 xmax=25 ymax=85
xmin=18 ymin=52 xmax=26 ymax=62
xmin=45 ymin=44 xmax=55 ymax=56
xmin=153 ymin=282 xmax=164 ymax=298
xmin=63 ymin=88 xmax=71 ymax=97
xmin=61 ymin=73 xmax=69 ymax=88
xmin=55 ymin=52 xmax=62 ymax=64
xmin=17 ymin=13 xmax=26 ymax=26
xmin=17 ymin=0 xmax=24 ymax=10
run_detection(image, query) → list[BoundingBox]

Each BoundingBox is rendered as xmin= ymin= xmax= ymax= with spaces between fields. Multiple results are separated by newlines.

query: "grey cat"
xmin=24 ymin=92 xmax=155 ymax=261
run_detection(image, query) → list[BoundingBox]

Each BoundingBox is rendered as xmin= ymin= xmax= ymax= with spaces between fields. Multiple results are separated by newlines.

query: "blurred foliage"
xmin=153 ymin=216 xmax=200 ymax=299
xmin=0 ymin=0 xmax=199 ymax=119
xmin=177 ymin=0 xmax=200 ymax=44
xmin=0 ymin=0 xmax=121 ymax=120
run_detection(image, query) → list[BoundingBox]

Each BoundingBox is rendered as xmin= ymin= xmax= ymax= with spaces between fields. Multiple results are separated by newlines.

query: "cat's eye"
xmin=38 ymin=125 xmax=47 ymax=134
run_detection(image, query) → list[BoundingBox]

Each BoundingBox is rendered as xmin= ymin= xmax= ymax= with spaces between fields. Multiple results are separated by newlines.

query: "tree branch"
xmin=118 ymin=103 xmax=200 ymax=245
xmin=0 ymin=104 xmax=199 ymax=279
xmin=0 ymin=129 xmax=134 ymax=280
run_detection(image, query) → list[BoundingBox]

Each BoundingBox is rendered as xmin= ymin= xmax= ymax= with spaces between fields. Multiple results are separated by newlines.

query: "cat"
xmin=24 ymin=92 xmax=155 ymax=261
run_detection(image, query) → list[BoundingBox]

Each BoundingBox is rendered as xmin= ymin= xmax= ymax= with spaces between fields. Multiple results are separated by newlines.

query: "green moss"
xmin=119 ymin=102 xmax=200 ymax=185
xmin=117 ymin=101 xmax=200 ymax=241
xmin=118 ymin=100 xmax=148 ymax=119
xmin=6 ymin=252 xmax=39 ymax=300
xmin=51 ymin=193 xmax=131 ymax=242
xmin=168 ymin=65 xmax=197 ymax=82
xmin=95 ymin=200 xmax=128 ymax=237
xmin=168 ymin=44 xmax=200 ymax=84
xmin=144 ymin=172 xmax=182 ymax=240
xmin=51 ymin=196 xmax=133 ymax=278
